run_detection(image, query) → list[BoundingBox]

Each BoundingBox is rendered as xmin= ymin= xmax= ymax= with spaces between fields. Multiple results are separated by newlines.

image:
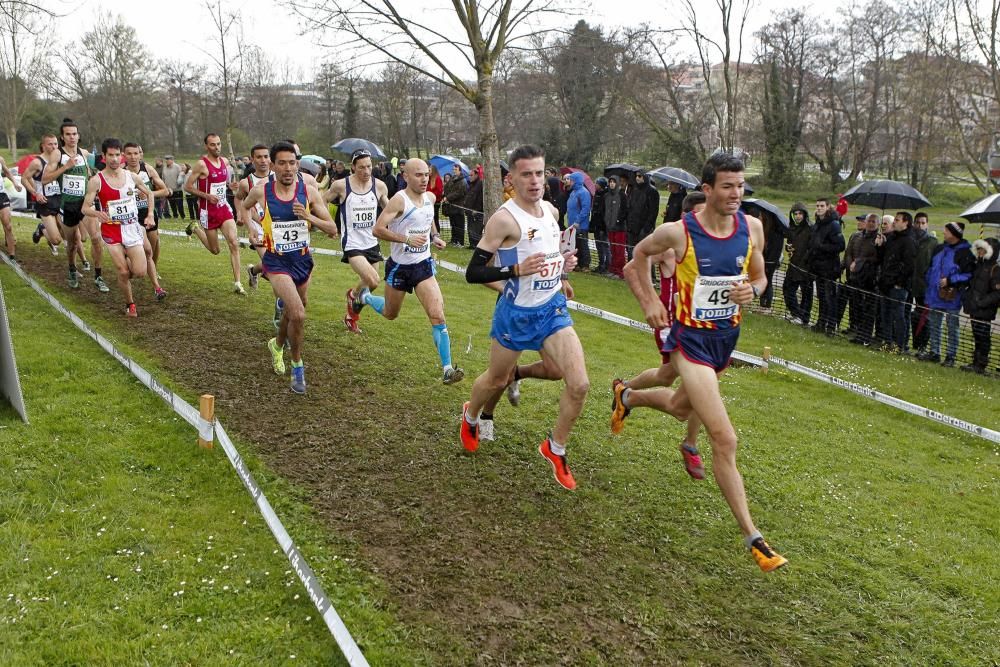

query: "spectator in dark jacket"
xmin=662 ymin=182 xmax=686 ymax=223
xmin=909 ymin=211 xmax=938 ymax=354
xmin=544 ymin=168 xmax=560 ymax=207
xmin=605 ymin=176 xmax=628 ymax=277
xmin=395 ymin=160 xmax=408 ymax=192
xmin=626 ymin=172 xmax=658 ymax=259
xmin=463 ymin=166 xmax=484 ymax=248
xmin=381 ymin=162 xmax=398 ymax=199
xmin=807 ymin=198 xmax=846 ymax=334
xmin=961 ymin=237 xmax=1000 ymax=373
xmin=566 ymin=171 xmax=592 ymax=270
xmin=918 ymin=221 xmax=975 ymax=366
xmin=875 ymin=212 xmax=917 ymax=352
xmin=591 ymin=177 xmax=609 ymax=273
xmin=845 ymin=214 xmax=881 ymax=345
xmin=782 ymin=202 xmax=812 ymax=325
xmin=442 ymin=163 xmax=468 ymax=247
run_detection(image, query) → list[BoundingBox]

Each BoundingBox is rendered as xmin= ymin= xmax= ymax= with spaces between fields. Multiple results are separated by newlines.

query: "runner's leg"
xmin=539 ymin=326 xmax=589 ymax=444
xmin=220 ymin=219 xmax=242 ymax=282
xmin=0 ymin=208 xmax=14 ymax=256
xmin=271 ymin=274 xmax=306 ymax=362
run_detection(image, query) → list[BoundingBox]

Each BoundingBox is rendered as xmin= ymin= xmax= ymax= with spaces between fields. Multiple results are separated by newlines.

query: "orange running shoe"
xmin=749 ymin=537 xmax=788 ymax=572
xmin=125 ymin=303 xmax=138 ymax=318
xmin=460 ymin=401 xmax=479 ymax=452
xmin=680 ymin=442 xmax=705 ymax=480
xmin=610 ymin=378 xmax=630 ymax=434
xmin=539 ymin=436 xmax=576 ymax=490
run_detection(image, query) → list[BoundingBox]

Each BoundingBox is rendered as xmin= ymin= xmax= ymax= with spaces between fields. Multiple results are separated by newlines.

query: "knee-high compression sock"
xmin=363 ymin=291 xmax=385 ymax=315
xmin=431 ymin=323 xmax=452 ymax=369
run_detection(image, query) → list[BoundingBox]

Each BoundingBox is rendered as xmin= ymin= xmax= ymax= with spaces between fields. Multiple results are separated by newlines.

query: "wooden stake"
xmin=762 ymin=346 xmax=771 ymax=374
xmin=198 ymin=394 xmax=215 ymax=449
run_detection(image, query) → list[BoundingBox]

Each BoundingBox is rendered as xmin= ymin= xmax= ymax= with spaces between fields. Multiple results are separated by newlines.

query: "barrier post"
xmin=762 ymin=346 xmax=771 ymax=374
xmin=198 ymin=394 xmax=215 ymax=448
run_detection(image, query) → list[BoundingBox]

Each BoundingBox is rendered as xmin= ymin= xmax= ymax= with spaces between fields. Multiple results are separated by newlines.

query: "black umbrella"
xmin=647 ymin=166 xmax=699 ymax=190
xmin=741 ymin=198 xmax=789 ymax=228
xmin=743 ymin=182 xmax=754 ymax=195
xmin=331 ymin=138 xmax=387 ymax=160
xmin=500 ymin=159 xmax=509 ymax=176
xmin=842 ymin=179 xmax=931 ymax=210
xmin=959 ymin=193 xmax=1000 ymax=225
xmin=298 ymin=160 xmax=320 ymax=176
xmin=604 ymin=163 xmax=644 ymax=177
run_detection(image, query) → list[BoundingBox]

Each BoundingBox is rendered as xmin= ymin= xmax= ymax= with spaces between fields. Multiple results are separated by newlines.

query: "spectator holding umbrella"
xmin=961 ymin=237 xmax=1000 ymax=373
xmin=605 ymin=176 xmax=628 ymax=277
xmin=783 ymin=202 xmax=813 ymax=325
xmin=662 ymin=181 xmax=687 ymax=223
xmin=591 ymin=177 xmax=610 ymax=273
xmin=565 ymin=171 xmax=592 ymax=271
xmin=442 ymin=163 xmax=468 ymax=247
xmin=918 ymin=221 xmax=975 ymax=366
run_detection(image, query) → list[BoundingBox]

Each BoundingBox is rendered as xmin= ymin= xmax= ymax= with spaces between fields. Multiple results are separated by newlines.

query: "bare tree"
xmin=291 ymin=0 xmax=566 ymax=214
xmin=203 ymin=0 xmax=245 ymax=158
xmin=162 ymin=60 xmax=200 ymax=155
xmin=0 ymin=0 xmax=51 ymax=157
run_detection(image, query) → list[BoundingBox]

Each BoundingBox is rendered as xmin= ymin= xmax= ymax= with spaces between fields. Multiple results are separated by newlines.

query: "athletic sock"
xmin=431 ymin=323 xmax=452 ymax=368
xmin=363 ymin=291 xmax=385 ymax=315
xmin=481 ymin=412 xmax=493 ymax=421
xmin=291 ymin=359 xmax=303 ymax=368
xmin=621 ymin=387 xmax=632 ymax=408
xmin=94 ymin=267 xmax=102 ymax=278
xmin=549 ymin=438 xmax=566 ymax=456
xmin=464 ymin=408 xmax=479 ymax=426
xmin=744 ymin=531 xmax=763 ymax=549
xmin=513 ymin=366 xmax=522 ymax=382
xmin=69 ymin=264 xmax=77 ymax=273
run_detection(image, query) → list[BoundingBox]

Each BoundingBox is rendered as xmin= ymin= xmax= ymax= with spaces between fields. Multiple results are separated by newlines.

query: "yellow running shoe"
xmin=610 ymin=378 xmax=630 ymax=434
xmin=267 ymin=337 xmax=286 ymax=375
xmin=749 ymin=537 xmax=788 ymax=572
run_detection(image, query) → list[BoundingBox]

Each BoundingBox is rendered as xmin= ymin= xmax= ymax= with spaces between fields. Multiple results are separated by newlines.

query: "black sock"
xmin=513 ymin=366 xmax=521 ymax=382
xmin=95 ymin=267 xmax=102 ymax=278
xmin=481 ymin=412 xmax=493 ymax=421
xmin=69 ymin=263 xmax=76 ymax=272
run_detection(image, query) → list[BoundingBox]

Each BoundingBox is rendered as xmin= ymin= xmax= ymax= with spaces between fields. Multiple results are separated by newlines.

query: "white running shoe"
xmin=479 ymin=418 xmax=495 ymax=442
xmin=233 ymin=281 xmax=246 ymax=295
xmin=506 ymin=379 xmax=521 ymax=407
xmin=246 ymin=264 xmax=259 ymax=289
xmin=49 ymin=243 xmax=59 ymax=256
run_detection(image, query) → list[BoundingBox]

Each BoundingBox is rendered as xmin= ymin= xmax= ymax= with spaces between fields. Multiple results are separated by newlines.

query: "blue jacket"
xmin=925 ymin=239 xmax=975 ymax=310
xmin=566 ymin=172 xmax=592 ymax=231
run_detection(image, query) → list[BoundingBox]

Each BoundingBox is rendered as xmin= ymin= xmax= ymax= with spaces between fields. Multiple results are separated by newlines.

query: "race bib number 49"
xmin=692 ymin=274 xmax=745 ymax=321
xmin=272 ymin=219 xmax=309 ymax=253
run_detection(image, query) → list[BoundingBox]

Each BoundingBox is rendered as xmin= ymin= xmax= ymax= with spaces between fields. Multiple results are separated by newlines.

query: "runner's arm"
xmin=148 ymin=170 xmax=170 ymax=199
xmin=133 ymin=177 xmax=155 ymax=227
xmin=233 ymin=179 xmax=249 ymax=226
xmin=323 ymin=178 xmax=345 ymax=205
xmin=183 ymin=161 xmax=212 ymax=201
xmin=376 ymin=180 xmax=390 ymax=209
xmin=21 ymin=160 xmax=40 ymax=199
xmin=373 ymin=195 xmax=409 ymax=243
xmin=300 ymin=185 xmax=339 ymax=237
xmin=41 ymin=154 xmax=70 ymax=184
xmin=0 ymin=159 xmax=18 ymax=190
xmin=729 ymin=215 xmax=767 ymax=305
xmin=466 ymin=208 xmax=543 ymax=284
xmin=81 ymin=175 xmax=108 ymax=222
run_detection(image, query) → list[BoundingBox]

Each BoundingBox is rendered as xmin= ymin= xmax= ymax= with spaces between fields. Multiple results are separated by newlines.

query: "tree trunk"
xmin=476 ymin=74 xmax=503 ymax=218
xmin=6 ymin=128 xmax=17 ymax=160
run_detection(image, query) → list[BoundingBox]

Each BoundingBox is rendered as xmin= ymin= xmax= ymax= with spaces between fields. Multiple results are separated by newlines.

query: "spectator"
xmin=783 ymin=202 xmax=813 ymax=325
xmin=565 ymin=171 xmax=592 ymax=271
xmin=396 ymin=159 xmax=408 ymax=192
xmin=463 ymin=165 xmax=484 ymax=248
xmin=502 ymin=173 xmax=515 ymax=201
xmin=605 ymin=176 xmax=628 ymax=278
xmin=161 ymin=155 xmax=183 ymax=220
xmin=591 ymin=177 xmax=610 ymax=273
xmin=918 ymin=221 xmax=975 ymax=366
xmin=662 ymin=181 xmax=686 ymax=223
xmin=442 ymin=163 xmax=468 ymax=247
xmin=557 ymin=173 xmax=571 ymax=229
xmin=315 ymin=164 xmax=330 ymax=191
xmin=846 ymin=214 xmax=881 ymax=345
xmin=381 ymin=161 xmax=398 ymax=199
xmin=331 ymin=160 xmax=348 ymax=181
xmin=183 ymin=163 xmax=198 ymax=220
xmin=173 ymin=161 xmax=188 ymax=220
xmin=836 ymin=193 xmax=849 ymax=218
xmin=807 ymin=198 xmax=846 ymax=334
xmin=909 ymin=211 xmax=938 ymax=355
xmin=758 ymin=211 xmax=786 ymax=312
xmin=837 ymin=215 xmax=867 ymax=334
xmin=428 ymin=164 xmax=444 ymax=225
xmin=961 ymin=238 xmax=1000 ymax=373
xmin=874 ymin=211 xmax=917 ymax=352
xmin=626 ymin=171 xmax=657 ymax=260
xmin=544 ymin=167 xmax=560 ymax=207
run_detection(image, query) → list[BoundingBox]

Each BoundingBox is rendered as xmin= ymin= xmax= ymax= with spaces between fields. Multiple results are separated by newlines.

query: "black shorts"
xmin=385 ymin=257 xmax=435 ymax=293
xmin=35 ymin=195 xmax=62 ymax=219
xmin=61 ymin=201 xmax=85 ymax=227
xmin=139 ymin=207 xmax=160 ymax=231
xmin=0 ymin=193 xmax=9 ymax=211
xmin=341 ymin=244 xmax=384 ymax=265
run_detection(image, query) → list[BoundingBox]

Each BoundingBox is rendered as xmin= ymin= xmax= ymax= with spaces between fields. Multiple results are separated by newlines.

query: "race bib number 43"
xmin=272 ymin=219 xmax=309 ymax=253
xmin=692 ymin=274 xmax=745 ymax=321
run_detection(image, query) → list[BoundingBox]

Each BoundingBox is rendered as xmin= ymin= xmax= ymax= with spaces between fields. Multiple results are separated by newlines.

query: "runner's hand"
xmin=730 ymin=279 xmax=754 ymax=305
xmin=206 ymin=194 xmax=220 ymax=206
xmin=562 ymin=280 xmax=574 ymax=299
xmin=36 ymin=194 xmax=47 ymax=205
xmin=406 ymin=233 xmax=427 ymax=248
xmin=516 ymin=252 xmax=547 ymax=276
xmin=13 ymin=183 xmax=21 ymax=192
xmin=562 ymin=248 xmax=578 ymax=272
xmin=97 ymin=211 xmax=111 ymax=224
xmin=292 ymin=201 xmax=307 ymax=219
xmin=432 ymin=236 xmax=446 ymax=249
xmin=144 ymin=215 xmax=154 ymax=229
xmin=644 ymin=301 xmax=669 ymax=329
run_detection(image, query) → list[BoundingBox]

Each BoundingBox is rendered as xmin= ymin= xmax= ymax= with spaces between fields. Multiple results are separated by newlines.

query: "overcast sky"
xmin=51 ymin=0 xmax=835 ymax=80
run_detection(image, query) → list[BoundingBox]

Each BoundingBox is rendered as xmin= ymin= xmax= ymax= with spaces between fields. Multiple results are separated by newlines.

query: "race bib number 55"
xmin=692 ymin=274 xmax=745 ymax=321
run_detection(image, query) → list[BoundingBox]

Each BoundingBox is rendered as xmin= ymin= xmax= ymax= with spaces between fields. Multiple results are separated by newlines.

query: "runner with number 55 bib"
xmin=183 ymin=132 xmax=246 ymax=294
xmin=621 ymin=152 xmax=787 ymax=573
xmin=81 ymin=138 xmax=156 ymax=318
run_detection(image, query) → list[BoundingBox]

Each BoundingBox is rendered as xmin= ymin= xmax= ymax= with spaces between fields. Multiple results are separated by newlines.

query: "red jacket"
xmin=429 ymin=174 xmax=443 ymax=200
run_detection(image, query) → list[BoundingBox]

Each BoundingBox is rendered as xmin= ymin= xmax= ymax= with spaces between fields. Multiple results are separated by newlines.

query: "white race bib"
xmin=63 ymin=174 xmax=85 ymax=197
xmin=403 ymin=225 xmax=431 ymax=254
xmin=107 ymin=196 xmax=138 ymax=224
xmin=351 ymin=205 xmax=376 ymax=229
xmin=272 ymin=218 xmax=309 ymax=253
xmin=43 ymin=181 xmax=61 ymax=196
xmin=692 ymin=274 xmax=745 ymax=321
xmin=530 ymin=250 xmax=565 ymax=293
xmin=210 ymin=181 xmax=227 ymax=202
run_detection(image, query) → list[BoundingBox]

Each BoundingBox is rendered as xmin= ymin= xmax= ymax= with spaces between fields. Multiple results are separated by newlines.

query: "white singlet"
xmin=133 ymin=167 xmax=151 ymax=210
xmin=387 ymin=191 xmax=434 ymax=265
xmin=246 ymin=172 xmax=271 ymax=238
xmin=340 ymin=176 xmax=379 ymax=252
xmin=496 ymin=199 xmax=564 ymax=308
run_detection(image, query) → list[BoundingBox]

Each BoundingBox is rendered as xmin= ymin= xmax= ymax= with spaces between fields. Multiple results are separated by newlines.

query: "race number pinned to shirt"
xmin=404 ymin=226 xmax=431 ymax=254
xmin=210 ymin=181 xmax=227 ymax=204
xmin=272 ymin=218 xmax=310 ymax=253
xmin=107 ymin=196 xmax=138 ymax=225
xmin=351 ymin=204 xmax=376 ymax=229
xmin=560 ymin=226 xmax=577 ymax=254
xmin=43 ymin=181 xmax=61 ymax=197
xmin=692 ymin=274 xmax=746 ymax=321
xmin=63 ymin=174 xmax=85 ymax=197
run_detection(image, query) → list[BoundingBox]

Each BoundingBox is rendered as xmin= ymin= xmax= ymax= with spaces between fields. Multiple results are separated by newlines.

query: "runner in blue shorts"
xmin=242 ymin=141 xmax=339 ymax=394
xmin=618 ymin=152 xmax=788 ymax=573
xmin=370 ymin=158 xmax=464 ymax=385
xmin=460 ymin=144 xmax=586 ymax=491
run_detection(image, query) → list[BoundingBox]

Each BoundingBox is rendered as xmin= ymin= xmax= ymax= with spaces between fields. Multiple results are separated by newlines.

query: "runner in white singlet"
xmin=234 ymin=144 xmax=272 ymax=288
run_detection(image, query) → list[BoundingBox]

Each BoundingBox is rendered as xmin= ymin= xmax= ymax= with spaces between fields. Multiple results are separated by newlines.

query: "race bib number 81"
xmin=272 ymin=219 xmax=309 ymax=253
xmin=692 ymin=274 xmax=745 ymax=321
xmin=107 ymin=196 xmax=137 ymax=224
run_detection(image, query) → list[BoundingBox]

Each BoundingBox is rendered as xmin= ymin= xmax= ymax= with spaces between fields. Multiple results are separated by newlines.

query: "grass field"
xmin=2 ymin=212 xmax=998 ymax=664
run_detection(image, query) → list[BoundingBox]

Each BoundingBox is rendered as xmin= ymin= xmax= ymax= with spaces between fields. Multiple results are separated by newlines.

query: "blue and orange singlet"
xmin=673 ymin=210 xmax=752 ymax=330
xmin=261 ymin=175 xmax=310 ymax=256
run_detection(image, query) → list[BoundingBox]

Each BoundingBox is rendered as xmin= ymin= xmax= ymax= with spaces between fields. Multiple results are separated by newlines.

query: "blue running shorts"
xmin=491 ymin=292 xmax=573 ymax=352
xmin=661 ymin=322 xmax=740 ymax=372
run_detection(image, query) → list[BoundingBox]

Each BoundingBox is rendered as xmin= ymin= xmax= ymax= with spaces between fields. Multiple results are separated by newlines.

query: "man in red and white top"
xmin=183 ymin=132 xmax=245 ymax=294
xmin=81 ymin=138 xmax=156 ymax=318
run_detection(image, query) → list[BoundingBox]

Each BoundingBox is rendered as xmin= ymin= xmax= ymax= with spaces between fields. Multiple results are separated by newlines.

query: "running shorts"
xmin=385 ymin=257 xmax=434 ymax=293
xmin=342 ymin=244 xmax=384 ymax=265
xmin=491 ymin=291 xmax=573 ymax=352
xmin=660 ymin=323 xmax=740 ymax=373
xmin=101 ymin=222 xmax=145 ymax=248
xmin=263 ymin=250 xmax=314 ymax=286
